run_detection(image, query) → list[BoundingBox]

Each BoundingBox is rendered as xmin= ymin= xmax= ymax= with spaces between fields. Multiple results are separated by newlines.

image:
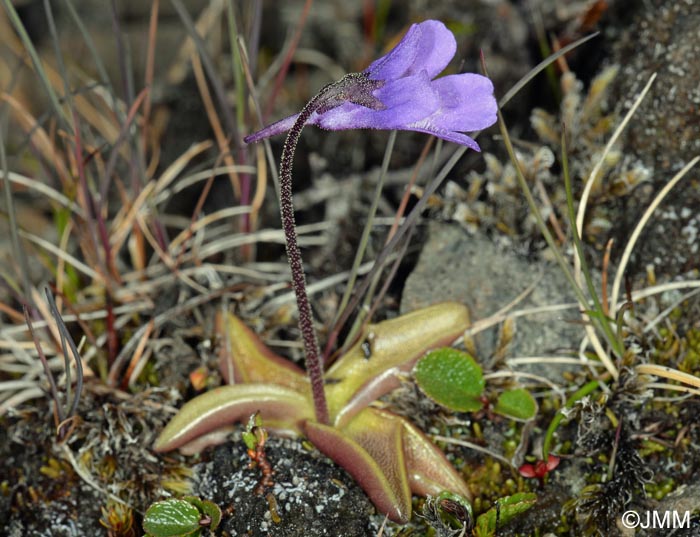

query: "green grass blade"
xmin=335 ymin=130 xmax=397 ymax=331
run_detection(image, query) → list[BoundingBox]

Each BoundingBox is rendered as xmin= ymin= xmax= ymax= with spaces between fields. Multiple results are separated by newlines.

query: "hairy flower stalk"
xmin=246 ymin=19 xmax=498 ymax=427
xmin=279 ymin=73 xmax=385 ymax=425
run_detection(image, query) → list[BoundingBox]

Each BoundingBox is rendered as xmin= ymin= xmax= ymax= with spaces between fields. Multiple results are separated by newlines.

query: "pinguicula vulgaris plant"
xmin=246 ymin=18 xmax=496 ymax=426
xmin=155 ymin=20 xmax=497 ymax=523
xmin=246 ymin=19 xmax=497 ymax=425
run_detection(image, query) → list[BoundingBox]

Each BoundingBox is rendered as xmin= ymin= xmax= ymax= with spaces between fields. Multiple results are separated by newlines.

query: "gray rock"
xmin=609 ymin=0 xmax=700 ymax=276
xmin=402 ymin=222 xmax=583 ymax=379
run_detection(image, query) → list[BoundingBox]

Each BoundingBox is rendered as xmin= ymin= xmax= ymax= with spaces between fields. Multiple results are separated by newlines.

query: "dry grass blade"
xmin=642 ymin=288 xmax=700 ymax=334
xmin=134 ymin=212 xmax=208 ymax=294
xmin=610 ymin=155 xmax=700 ymax=313
xmin=19 ymin=229 xmax=101 ymax=282
xmin=464 ymin=301 xmax=579 ymax=340
xmin=637 ymin=363 xmax=700 ymax=390
xmin=191 ymin=51 xmax=242 ymax=199
xmin=433 ymin=435 xmax=516 ymax=470
xmin=3 ymin=170 xmax=85 ymax=217
xmin=0 ymin=387 xmax=44 ymax=414
xmin=194 ymin=221 xmax=330 ymax=260
xmin=629 ymin=281 xmax=700 ymax=305
xmin=575 ymin=73 xmax=657 ymax=242
xmin=154 ymin=165 xmax=256 ymax=204
xmin=61 ymin=444 xmax=132 ymax=508
xmin=1 ymin=301 xmax=152 ymax=337
xmin=507 ymin=356 xmax=608 ymax=368
xmin=484 ymin=370 xmax=566 ymax=403
xmin=109 ymin=140 xmax=213 ymax=254
xmin=0 ymin=300 xmax=24 ymax=323
xmin=124 ymin=320 xmax=154 ymax=389
xmin=263 ymin=254 xmax=398 ymax=311
xmin=0 ymin=92 xmax=71 ymax=182
xmin=169 ymin=206 xmax=251 ymax=251
xmin=107 ymin=288 xmax=231 ymax=387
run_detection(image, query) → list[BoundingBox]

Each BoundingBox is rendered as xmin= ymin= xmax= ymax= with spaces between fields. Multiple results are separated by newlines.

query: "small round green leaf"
xmin=242 ymin=430 xmax=257 ymax=451
xmin=143 ymin=499 xmax=201 ymax=537
xmin=413 ymin=348 xmax=484 ymax=412
xmin=494 ymin=388 xmax=538 ymax=421
xmin=198 ymin=499 xmax=222 ymax=530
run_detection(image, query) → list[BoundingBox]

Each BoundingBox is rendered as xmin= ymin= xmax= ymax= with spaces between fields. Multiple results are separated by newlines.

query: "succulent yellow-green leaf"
xmin=413 ymin=348 xmax=484 ymax=412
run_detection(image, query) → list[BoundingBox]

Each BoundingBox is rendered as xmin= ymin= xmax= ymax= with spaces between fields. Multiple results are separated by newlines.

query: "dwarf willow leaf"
xmin=413 ymin=348 xmax=484 ymax=412
xmin=182 ymin=496 xmax=221 ymax=531
xmin=494 ymin=388 xmax=538 ymax=420
xmin=143 ymin=499 xmax=202 ymax=537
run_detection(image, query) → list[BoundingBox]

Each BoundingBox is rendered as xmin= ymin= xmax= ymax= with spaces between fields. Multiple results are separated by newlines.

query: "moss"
xmin=466 ymin=457 xmax=531 ymax=519
xmin=645 ymin=477 xmax=677 ymax=501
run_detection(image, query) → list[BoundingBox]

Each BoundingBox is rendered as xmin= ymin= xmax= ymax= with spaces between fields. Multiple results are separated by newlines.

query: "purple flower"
xmin=244 ymin=20 xmax=497 ymax=150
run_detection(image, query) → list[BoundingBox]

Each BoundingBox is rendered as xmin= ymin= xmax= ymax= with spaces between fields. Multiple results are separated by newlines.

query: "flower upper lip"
xmin=365 ymin=19 xmax=456 ymax=80
xmin=244 ymin=20 xmax=497 ymax=149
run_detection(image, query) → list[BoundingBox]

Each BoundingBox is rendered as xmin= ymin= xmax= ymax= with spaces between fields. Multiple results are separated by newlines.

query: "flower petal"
xmin=403 ymin=73 xmax=497 ymax=148
xmin=405 ymin=125 xmax=482 ymax=150
xmin=243 ymin=70 xmax=441 ymax=142
xmin=366 ymin=20 xmax=457 ymax=81
xmin=311 ymin=71 xmax=439 ymax=131
xmin=244 ymin=113 xmax=300 ymax=144
xmin=411 ymin=74 xmax=497 ymax=132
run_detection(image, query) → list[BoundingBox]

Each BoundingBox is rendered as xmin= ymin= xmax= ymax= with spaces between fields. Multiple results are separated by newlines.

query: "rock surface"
xmin=609 ymin=0 xmax=700 ymax=276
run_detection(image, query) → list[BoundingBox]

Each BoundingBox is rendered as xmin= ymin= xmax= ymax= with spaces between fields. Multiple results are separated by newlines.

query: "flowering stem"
xmin=279 ymin=73 xmax=385 ymax=425
xmin=280 ymin=117 xmax=327 ymax=424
